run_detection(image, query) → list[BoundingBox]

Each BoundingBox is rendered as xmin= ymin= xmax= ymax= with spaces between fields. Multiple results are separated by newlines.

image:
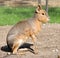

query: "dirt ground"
xmin=0 ymin=23 xmax=60 ymax=58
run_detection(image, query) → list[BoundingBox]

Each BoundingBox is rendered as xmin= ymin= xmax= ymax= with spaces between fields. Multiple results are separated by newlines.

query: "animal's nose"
xmin=47 ymin=17 xmax=50 ymax=22
xmin=48 ymin=16 xmax=50 ymax=21
xmin=47 ymin=19 xmax=49 ymax=22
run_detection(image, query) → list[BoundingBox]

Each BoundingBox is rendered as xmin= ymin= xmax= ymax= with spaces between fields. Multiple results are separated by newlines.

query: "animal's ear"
xmin=35 ymin=4 xmax=42 ymax=13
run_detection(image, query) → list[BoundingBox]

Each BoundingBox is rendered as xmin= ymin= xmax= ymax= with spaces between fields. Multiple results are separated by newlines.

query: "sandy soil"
xmin=0 ymin=23 xmax=60 ymax=58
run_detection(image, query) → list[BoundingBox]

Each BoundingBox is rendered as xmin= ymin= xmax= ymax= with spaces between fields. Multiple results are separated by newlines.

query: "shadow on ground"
xmin=1 ymin=43 xmax=35 ymax=54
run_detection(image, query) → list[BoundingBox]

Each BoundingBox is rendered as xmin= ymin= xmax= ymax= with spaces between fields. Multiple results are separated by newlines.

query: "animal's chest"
xmin=30 ymin=20 xmax=41 ymax=34
xmin=34 ymin=23 xmax=41 ymax=34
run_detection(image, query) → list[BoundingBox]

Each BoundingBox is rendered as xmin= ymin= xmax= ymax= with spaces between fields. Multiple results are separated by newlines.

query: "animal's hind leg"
xmin=12 ymin=43 xmax=20 ymax=54
xmin=12 ymin=41 xmax=27 ymax=55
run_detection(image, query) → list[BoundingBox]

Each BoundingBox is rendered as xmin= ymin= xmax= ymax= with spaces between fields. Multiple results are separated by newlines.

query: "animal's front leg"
xmin=30 ymin=34 xmax=38 ymax=54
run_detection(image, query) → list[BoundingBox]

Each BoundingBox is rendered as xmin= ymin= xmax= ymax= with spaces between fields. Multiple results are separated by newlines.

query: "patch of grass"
xmin=0 ymin=6 xmax=35 ymax=25
xmin=48 ymin=7 xmax=60 ymax=23
xmin=0 ymin=6 xmax=60 ymax=25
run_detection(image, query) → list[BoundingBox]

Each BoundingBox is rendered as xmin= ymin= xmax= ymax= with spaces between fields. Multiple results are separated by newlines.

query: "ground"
xmin=0 ymin=23 xmax=60 ymax=58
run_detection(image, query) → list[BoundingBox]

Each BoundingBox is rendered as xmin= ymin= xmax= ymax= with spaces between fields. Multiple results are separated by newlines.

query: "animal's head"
xmin=35 ymin=4 xmax=49 ymax=23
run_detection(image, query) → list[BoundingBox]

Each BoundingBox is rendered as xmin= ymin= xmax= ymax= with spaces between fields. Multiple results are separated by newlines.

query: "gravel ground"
xmin=0 ymin=23 xmax=60 ymax=58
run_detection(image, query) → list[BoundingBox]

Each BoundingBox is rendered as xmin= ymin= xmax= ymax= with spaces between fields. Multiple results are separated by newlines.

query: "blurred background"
xmin=0 ymin=0 xmax=60 ymax=7
xmin=0 ymin=0 xmax=60 ymax=25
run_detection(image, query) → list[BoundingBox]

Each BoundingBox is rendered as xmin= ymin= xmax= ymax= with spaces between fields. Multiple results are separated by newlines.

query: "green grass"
xmin=49 ymin=7 xmax=60 ymax=23
xmin=0 ymin=6 xmax=60 ymax=25
xmin=0 ymin=6 xmax=35 ymax=25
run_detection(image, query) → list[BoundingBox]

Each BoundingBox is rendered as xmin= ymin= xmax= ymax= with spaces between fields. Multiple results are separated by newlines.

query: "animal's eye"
xmin=42 ymin=13 xmax=44 ymax=15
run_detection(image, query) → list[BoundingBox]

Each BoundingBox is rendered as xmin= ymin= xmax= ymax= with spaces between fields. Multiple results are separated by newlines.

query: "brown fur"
xmin=6 ymin=4 xmax=49 ymax=54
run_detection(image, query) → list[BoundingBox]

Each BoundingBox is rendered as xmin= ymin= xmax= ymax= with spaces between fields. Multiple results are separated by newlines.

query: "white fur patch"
xmin=18 ymin=39 xmax=24 ymax=45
